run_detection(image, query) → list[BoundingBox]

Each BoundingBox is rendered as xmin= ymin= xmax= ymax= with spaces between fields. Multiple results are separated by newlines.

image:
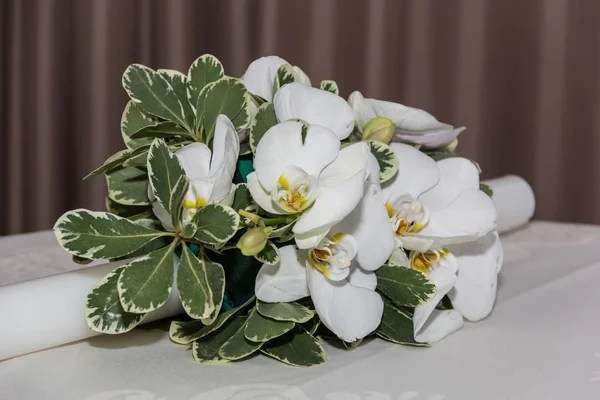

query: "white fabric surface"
xmin=1 ymin=221 xmax=600 ymax=399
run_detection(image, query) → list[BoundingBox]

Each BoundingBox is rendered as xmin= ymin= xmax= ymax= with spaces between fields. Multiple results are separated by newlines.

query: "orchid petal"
xmin=389 ymin=248 xmax=410 ymax=267
xmin=365 ymin=97 xmax=452 ymax=132
xmin=152 ymin=201 xmax=175 ymax=232
xmin=366 ymin=152 xmax=381 ymax=187
xmin=175 ymin=142 xmax=211 ymax=180
xmin=413 ymin=309 xmax=464 ymax=343
xmin=416 ymin=189 xmax=497 ymax=247
xmin=333 ymin=182 xmax=394 ymax=271
xmin=418 ymin=157 xmax=480 ymax=211
xmin=413 ymin=254 xmax=458 ymax=336
xmin=274 ymin=83 xmax=355 ymax=140
xmin=307 ymin=265 xmax=383 ymax=342
xmin=210 ymin=115 xmax=239 ymax=179
xmin=348 ymin=91 xmax=377 ymax=132
xmin=255 ymin=245 xmax=310 ymax=302
xmin=254 ymin=121 xmax=339 ymax=192
xmin=189 ymin=178 xmax=214 ymax=204
xmin=448 ymin=231 xmax=503 ymax=321
xmin=246 ymin=172 xmax=282 ymax=214
xmin=294 ymin=226 xmax=331 ymax=250
xmin=348 ymin=264 xmax=378 ymax=290
xmin=382 ymin=142 xmax=440 ymax=199
xmin=241 ymin=55 xmax=288 ymax=101
xmin=400 ymin=235 xmax=435 ymax=253
xmin=395 ymin=127 xmax=465 ymax=149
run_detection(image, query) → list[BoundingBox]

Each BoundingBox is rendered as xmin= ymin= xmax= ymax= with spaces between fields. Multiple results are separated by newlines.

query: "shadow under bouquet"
xmin=54 ymin=55 xmax=502 ymax=367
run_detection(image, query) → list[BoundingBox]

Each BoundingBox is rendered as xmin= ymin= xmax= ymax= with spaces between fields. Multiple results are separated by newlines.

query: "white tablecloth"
xmin=1 ymin=221 xmax=599 ymax=400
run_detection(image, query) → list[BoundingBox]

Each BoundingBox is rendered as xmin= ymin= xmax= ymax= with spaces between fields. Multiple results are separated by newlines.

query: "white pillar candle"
xmin=483 ymin=175 xmax=536 ymax=234
xmin=0 ymin=259 xmax=183 ymax=361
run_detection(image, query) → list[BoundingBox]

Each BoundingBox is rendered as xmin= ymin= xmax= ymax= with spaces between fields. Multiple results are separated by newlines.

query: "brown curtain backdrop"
xmin=1 ymin=0 xmax=599 ymax=236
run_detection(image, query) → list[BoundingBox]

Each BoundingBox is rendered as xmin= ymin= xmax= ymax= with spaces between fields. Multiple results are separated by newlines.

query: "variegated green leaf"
xmin=169 ymin=175 xmax=189 ymax=230
xmin=375 ymin=263 xmax=437 ymax=307
xmin=377 ymin=298 xmax=427 ymax=347
xmin=73 ymin=255 xmax=93 ymax=265
xmin=53 ymin=209 xmax=171 ymax=260
xmin=187 ymin=54 xmax=224 ymax=116
xmin=192 ymin=316 xmax=245 ymax=365
xmin=122 ymin=64 xmax=193 ymax=132
xmin=177 ymin=245 xmax=225 ymax=320
xmin=147 ymin=139 xmax=186 ymax=214
xmin=273 ymin=63 xmax=295 ymax=94
xmin=129 ymin=121 xmax=195 ymax=141
xmin=85 ymin=266 xmax=146 ymax=334
xmin=157 ymin=69 xmax=195 ymax=129
xmin=84 ymin=146 xmax=151 ymax=180
xmin=480 ymin=182 xmax=494 ymax=198
xmin=267 ymin=220 xmax=296 ymax=239
xmin=117 ymin=239 xmax=178 ymax=313
xmin=121 ymin=101 xmax=159 ymax=149
xmin=256 ymin=300 xmax=314 ymax=323
xmin=302 ymin=317 xmax=320 ymax=335
xmin=244 ymin=308 xmax=294 ymax=342
xmin=106 ymin=166 xmax=151 ymax=206
xmin=261 ymin=326 xmax=326 ymax=367
xmin=169 ymin=296 xmax=254 ymax=344
xmin=182 ymin=204 xmax=240 ymax=245
xmin=320 ymin=80 xmax=339 ymax=95
xmin=219 ymin=319 xmax=262 ymax=361
xmin=366 ymin=140 xmax=399 ymax=183
xmin=254 ymin=241 xmax=280 ymax=265
xmin=232 ymin=183 xmax=255 ymax=217
xmin=104 ymin=197 xmax=149 ymax=218
xmin=249 ymin=102 xmax=277 ymax=153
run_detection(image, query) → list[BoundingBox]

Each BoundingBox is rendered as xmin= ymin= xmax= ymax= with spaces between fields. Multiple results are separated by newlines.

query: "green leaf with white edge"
xmin=272 ymin=63 xmax=296 ymax=95
xmin=320 ymin=80 xmax=339 ymax=95
xmin=117 ymin=240 xmax=178 ymax=313
xmin=375 ymin=263 xmax=437 ymax=307
xmin=244 ymin=308 xmax=294 ymax=342
xmin=122 ymin=64 xmax=193 ymax=132
xmin=256 ymin=300 xmax=314 ymax=323
xmin=187 ymin=54 xmax=224 ymax=117
xmin=219 ymin=319 xmax=263 ymax=361
xmin=105 ymin=197 xmax=149 ymax=218
xmin=366 ymin=140 xmax=399 ymax=183
xmin=147 ymin=138 xmax=186 ymax=214
xmin=232 ymin=183 xmax=256 ymax=224
xmin=157 ymin=69 xmax=195 ymax=129
xmin=85 ymin=266 xmax=146 ymax=334
xmin=121 ymin=101 xmax=159 ymax=149
xmin=169 ymin=175 xmax=189 ymax=230
xmin=84 ymin=146 xmax=150 ymax=180
xmin=106 ymin=166 xmax=151 ymax=206
xmin=196 ymin=77 xmax=250 ymax=143
xmin=302 ymin=317 xmax=320 ymax=335
xmin=73 ymin=255 xmax=93 ymax=265
xmin=53 ymin=209 xmax=171 ymax=260
xmin=377 ymin=298 xmax=426 ymax=346
xmin=267 ymin=219 xmax=297 ymax=239
xmin=480 ymin=182 xmax=494 ymax=198
xmin=249 ymin=102 xmax=277 ymax=153
xmin=261 ymin=325 xmax=326 ymax=367
xmin=200 ymin=253 xmax=226 ymax=326
xmin=192 ymin=316 xmax=245 ymax=365
xmin=129 ymin=121 xmax=195 ymax=141
xmin=182 ymin=204 xmax=240 ymax=245
xmin=169 ymin=296 xmax=254 ymax=344
xmin=177 ymin=245 xmax=224 ymax=320
xmin=254 ymin=241 xmax=280 ymax=266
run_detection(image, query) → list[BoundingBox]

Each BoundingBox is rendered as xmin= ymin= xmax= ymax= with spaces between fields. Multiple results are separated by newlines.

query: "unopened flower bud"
xmin=444 ymin=138 xmax=458 ymax=152
xmin=362 ymin=117 xmax=395 ymax=144
xmin=236 ymin=227 xmax=268 ymax=256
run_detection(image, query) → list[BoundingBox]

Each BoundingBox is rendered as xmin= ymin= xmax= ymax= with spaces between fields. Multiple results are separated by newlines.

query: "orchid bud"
xmin=444 ymin=138 xmax=458 ymax=152
xmin=236 ymin=227 xmax=268 ymax=256
xmin=362 ymin=117 xmax=395 ymax=144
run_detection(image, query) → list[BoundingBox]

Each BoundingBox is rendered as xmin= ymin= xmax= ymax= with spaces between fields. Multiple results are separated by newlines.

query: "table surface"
xmin=1 ymin=221 xmax=600 ymax=400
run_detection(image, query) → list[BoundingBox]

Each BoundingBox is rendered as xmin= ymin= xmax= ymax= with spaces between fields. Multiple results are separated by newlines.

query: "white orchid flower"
xmin=348 ymin=91 xmax=465 ymax=148
xmin=381 ymin=142 xmax=497 ymax=265
xmin=152 ymin=115 xmax=240 ymax=231
xmin=242 ymin=56 xmax=311 ymax=102
xmin=255 ymin=181 xmax=395 ymax=342
xmin=406 ymin=230 xmax=503 ymax=343
xmin=247 ymin=121 xmax=371 ymax=248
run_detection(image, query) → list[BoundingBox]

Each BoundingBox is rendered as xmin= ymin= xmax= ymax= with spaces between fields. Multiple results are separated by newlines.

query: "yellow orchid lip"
xmin=386 ymin=201 xmax=427 ymax=236
xmin=276 ymin=173 xmax=312 ymax=213
xmin=183 ymin=196 xmax=208 ymax=209
xmin=411 ymin=248 xmax=450 ymax=275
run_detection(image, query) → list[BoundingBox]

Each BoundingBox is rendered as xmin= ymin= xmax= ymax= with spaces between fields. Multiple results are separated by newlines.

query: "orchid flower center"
xmin=308 ymin=233 xmax=357 ymax=281
xmin=410 ymin=248 xmax=450 ymax=275
xmin=183 ymin=196 xmax=208 ymax=218
xmin=386 ymin=195 xmax=429 ymax=237
xmin=273 ymin=166 xmax=318 ymax=214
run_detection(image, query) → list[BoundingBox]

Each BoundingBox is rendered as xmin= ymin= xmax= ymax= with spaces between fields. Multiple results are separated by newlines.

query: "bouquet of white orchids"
xmin=54 ymin=55 xmax=502 ymax=367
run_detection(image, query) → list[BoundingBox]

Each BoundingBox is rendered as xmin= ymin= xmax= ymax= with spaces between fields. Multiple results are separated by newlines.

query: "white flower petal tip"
xmin=175 ymin=142 xmax=212 ymax=180
xmin=449 ymin=231 xmax=503 ymax=321
xmin=395 ymin=126 xmax=466 ymax=149
xmin=307 ymin=265 xmax=383 ymax=343
xmin=274 ymin=83 xmax=355 ymax=140
xmin=255 ymin=245 xmax=310 ymax=303
xmin=241 ymin=55 xmax=289 ymax=101
xmin=414 ymin=309 xmax=464 ymax=343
